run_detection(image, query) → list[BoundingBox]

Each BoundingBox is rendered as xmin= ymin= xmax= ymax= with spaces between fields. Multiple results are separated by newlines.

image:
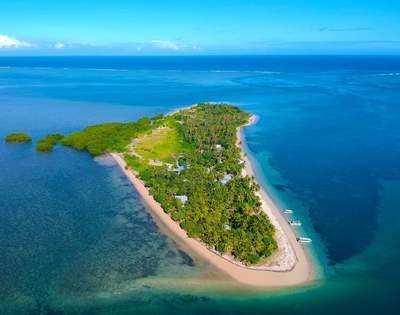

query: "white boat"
xmin=284 ymin=209 xmax=293 ymax=214
xmin=297 ymin=237 xmax=312 ymax=243
xmin=289 ymin=220 xmax=302 ymax=226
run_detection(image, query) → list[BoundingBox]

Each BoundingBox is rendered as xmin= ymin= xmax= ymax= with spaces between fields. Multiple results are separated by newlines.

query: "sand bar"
xmin=109 ymin=113 xmax=313 ymax=287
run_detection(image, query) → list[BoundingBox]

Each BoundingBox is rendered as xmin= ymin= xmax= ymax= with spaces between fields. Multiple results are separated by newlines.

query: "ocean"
xmin=0 ymin=56 xmax=399 ymax=314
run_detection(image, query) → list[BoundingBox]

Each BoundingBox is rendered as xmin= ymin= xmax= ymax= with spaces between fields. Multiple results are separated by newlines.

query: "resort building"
xmin=219 ymin=174 xmax=233 ymax=185
xmin=175 ymin=195 xmax=188 ymax=204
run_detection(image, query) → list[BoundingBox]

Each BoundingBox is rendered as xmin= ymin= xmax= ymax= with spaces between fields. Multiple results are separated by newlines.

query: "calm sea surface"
xmin=0 ymin=56 xmax=399 ymax=314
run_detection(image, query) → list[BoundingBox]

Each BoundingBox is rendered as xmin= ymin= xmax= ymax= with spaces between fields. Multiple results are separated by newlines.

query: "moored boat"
xmin=289 ymin=220 xmax=302 ymax=226
xmin=297 ymin=237 xmax=312 ymax=243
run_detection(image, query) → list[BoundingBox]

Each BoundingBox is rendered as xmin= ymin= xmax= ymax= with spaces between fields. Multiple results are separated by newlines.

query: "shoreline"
xmin=109 ymin=113 xmax=313 ymax=287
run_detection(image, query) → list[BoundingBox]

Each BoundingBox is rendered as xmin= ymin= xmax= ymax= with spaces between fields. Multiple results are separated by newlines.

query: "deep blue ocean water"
xmin=0 ymin=56 xmax=399 ymax=315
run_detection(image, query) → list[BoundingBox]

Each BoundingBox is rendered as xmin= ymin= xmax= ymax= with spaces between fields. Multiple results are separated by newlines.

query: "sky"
xmin=0 ymin=0 xmax=400 ymax=55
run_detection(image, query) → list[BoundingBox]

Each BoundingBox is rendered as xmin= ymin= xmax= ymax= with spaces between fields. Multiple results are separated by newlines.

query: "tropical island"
xmin=4 ymin=132 xmax=32 ymax=143
xmin=36 ymin=133 xmax=64 ymax=152
xmin=5 ymin=103 xmax=312 ymax=286
xmin=62 ymin=104 xmax=277 ymax=264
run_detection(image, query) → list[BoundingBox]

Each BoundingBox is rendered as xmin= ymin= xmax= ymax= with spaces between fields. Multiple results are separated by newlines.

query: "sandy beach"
xmin=109 ymin=113 xmax=313 ymax=287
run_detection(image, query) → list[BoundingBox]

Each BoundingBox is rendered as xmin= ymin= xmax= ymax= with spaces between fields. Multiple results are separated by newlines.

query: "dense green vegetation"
xmin=4 ymin=132 xmax=32 ymax=143
xmin=36 ymin=133 xmax=64 ymax=152
xmin=50 ymin=104 xmax=277 ymax=264
xmin=126 ymin=104 xmax=277 ymax=264
xmin=61 ymin=116 xmax=164 ymax=156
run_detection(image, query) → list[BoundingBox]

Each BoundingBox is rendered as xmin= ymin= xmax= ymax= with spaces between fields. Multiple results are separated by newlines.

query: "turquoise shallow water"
xmin=0 ymin=56 xmax=399 ymax=314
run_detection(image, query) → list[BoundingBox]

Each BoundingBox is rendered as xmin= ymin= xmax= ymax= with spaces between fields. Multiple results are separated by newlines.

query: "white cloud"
xmin=54 ymin=42 xmax=65 ymax=49
xmin=0 ymin=35 xmax=200 ymax=53
xmin=0 ymin=34 xmax=31 ymax=48
xmin=150 ymin=40 xmax=180 ymax=50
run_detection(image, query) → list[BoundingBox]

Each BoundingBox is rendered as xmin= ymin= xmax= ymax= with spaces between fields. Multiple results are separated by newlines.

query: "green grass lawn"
xmin=133 ymin=126 xmax=190 ymax=164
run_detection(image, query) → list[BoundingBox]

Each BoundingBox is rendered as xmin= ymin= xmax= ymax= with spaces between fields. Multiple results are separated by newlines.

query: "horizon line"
xmin=1 ymin=54 xmax=400 ymax=58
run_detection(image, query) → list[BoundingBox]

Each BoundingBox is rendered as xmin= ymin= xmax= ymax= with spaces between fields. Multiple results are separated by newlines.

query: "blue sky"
xmin=0 ymin=0 xmax=399 ymax=55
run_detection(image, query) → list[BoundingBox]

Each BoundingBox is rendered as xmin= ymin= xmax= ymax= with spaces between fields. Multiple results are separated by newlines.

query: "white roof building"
xmin=219 ymin=174 xmax=233 ymax=185
xmin=175 ymin=195 xmax=188 ymax=204
xmin=224 ymin=224 xmax=232 ymax=230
